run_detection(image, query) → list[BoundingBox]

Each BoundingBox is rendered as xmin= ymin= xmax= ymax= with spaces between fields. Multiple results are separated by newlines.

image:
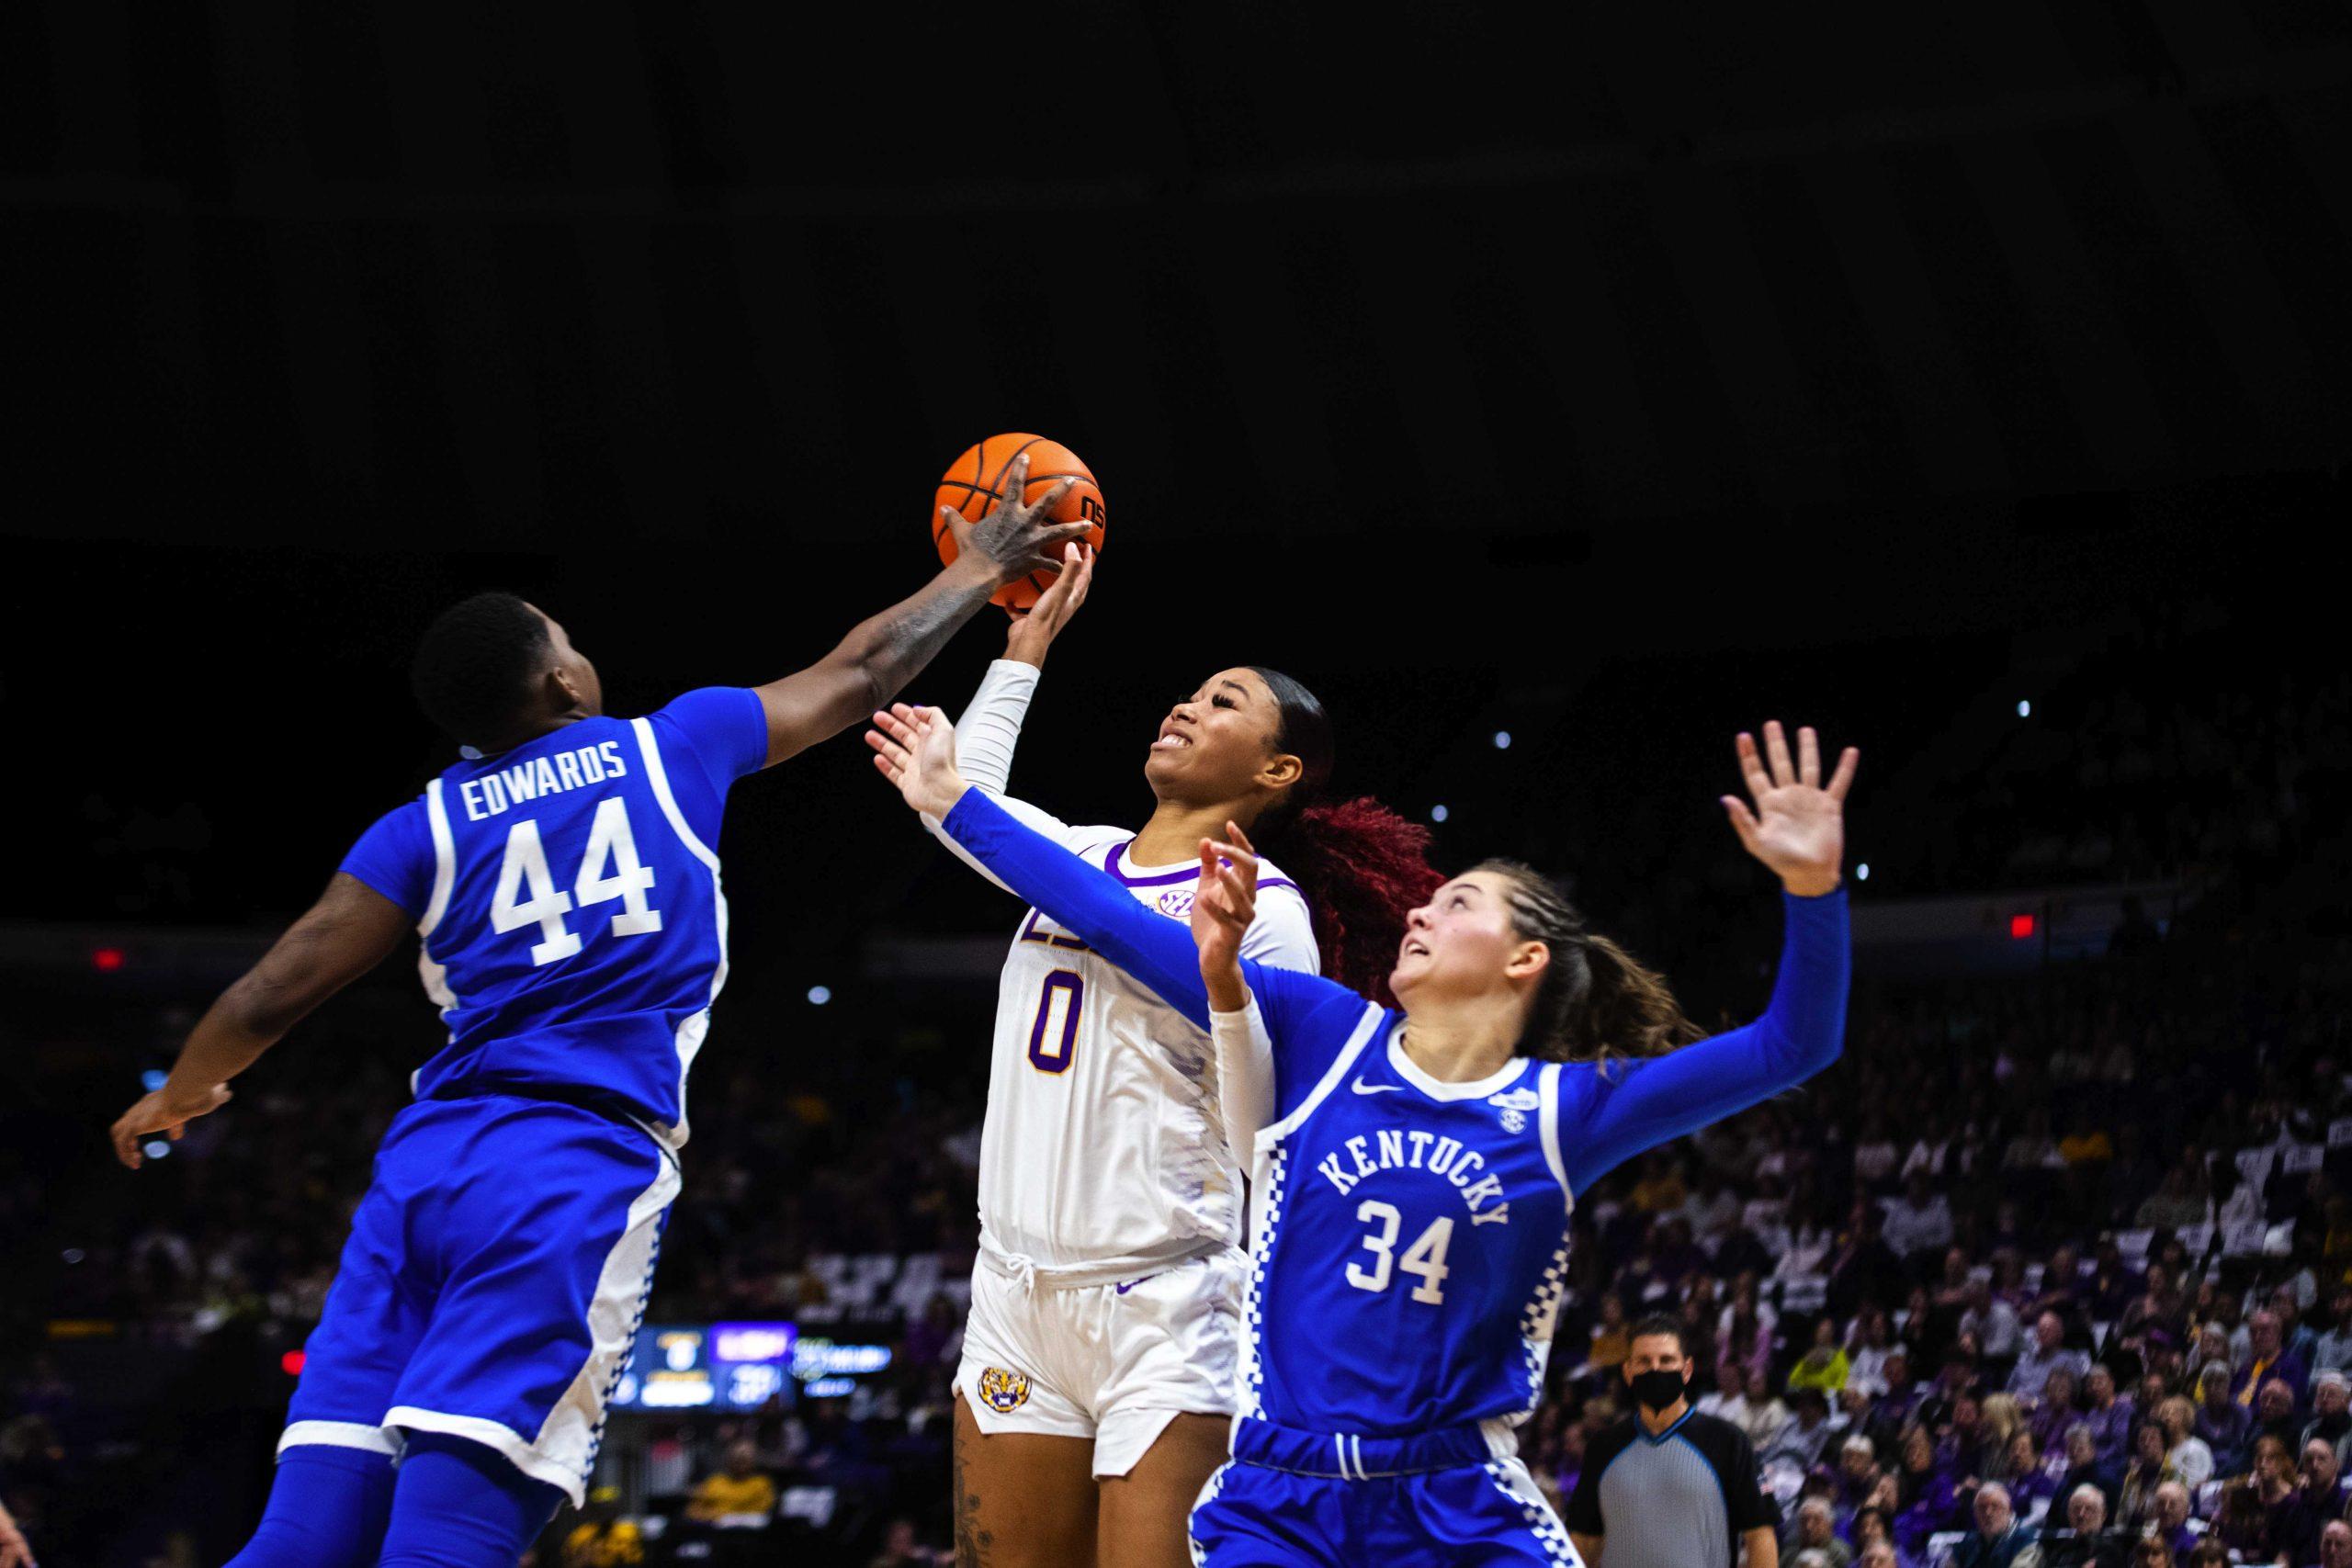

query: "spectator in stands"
xmin=2136 ymin=1168 xmax=2210 ymax=1232
xmin=1786 ymin=1496 xmax=1852 ymax=1568
xmin=2057 ymin=1424 xmax=2116 ymax=1514
xmin=1709 ymin=1360 xmax=1792 ymax=1447
xmin=2003 ymin=1427 xmax=2060 ymax=1517
xmin=2300 ymin=1436 xmax=2348 ymax=1520
xmin=561 ymin=1487 xmax=645 ymax=1568
xmin=2196 ymin=1365 xmax=2254 ymax=1474
xmin=1588 ymin=1292 xmax=1632 ymax=1376
xmin=1981 ymin=1395 xmax=2029 ymax=1479
xmin=1836 ymin=1433 xmax=1884 ymax=1515
xmin=1765 ymin=1389 xmax=1838 ymax=1471
xmin=2318 ymin=1519 xmax=2352 ymax=1568
xmin=1828 ymin=1201 xmax=1909 ymax=1322
xmin=1718 ymin=1279 xmax=1777 ymax=1388
xmin=2187 ymin=1323 xmax=2234 ymax=1395
xmin=865 ymin=1517 xmax=949 ymax=1567
xmin=2041 ymin=1483 xmax=2127 ymax=1568
xmin=1791 ymin=1318 xmax=1853 ymax=1395
xmin=2182 ymin=1540 xmax=2229 ymax=1567
xmin=685 ymin=1439 xmax=777 ymax=1525
xmin=2118 ymin=1420 xmax=2180 ymax=1532
xmin=2260 ymin=1377 xmax=2307 ymax=1450
xmin=2215 ymin=1433 xmax=2314 ymax=1566
xmin=2237 ymin=1310 xmax=2311 ymax=1407
xmin=1848 ymin=1307 xmax=1901 ymax=1393
xmin=1954 ymin=1482 xmax=2039 ymax=1568
xmin=2312 ymin=1289 xmax=2352 ymax=1377
xmin=2306 ymin=1371 xmax=2352 ymax=1468
xmin=2014 ymin=1311 xmax=2092 ymax=1401
xmin=1883 ymin=1172 xmax=1955 ymax=1261
xmin=2082 ymin=1363 xmax=2135 ymax=1461
xmin=1857 ymin=1547 xmax=1897 ymax=1568
xmin=2148 ymin=1481 xmax=2199 ymax=1561
xmin=2156 ymin=1395 xmax=2216 ymax=1493
xmin=2031 ymin=1368 xmax=2085 ymax=1449
xmin=1963 ymin=1279 xmax=2025 ymax=1361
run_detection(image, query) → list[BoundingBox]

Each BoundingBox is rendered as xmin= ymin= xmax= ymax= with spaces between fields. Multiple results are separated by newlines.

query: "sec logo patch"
xmin=978 ymin=1367 xmax=1032 ymax=1413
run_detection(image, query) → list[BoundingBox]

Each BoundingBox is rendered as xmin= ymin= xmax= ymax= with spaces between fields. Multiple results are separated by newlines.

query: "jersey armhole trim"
xmin=1257 ymin=1000 xmax=1387 ymax=1148
xmin=632 ymin=717 xmax=720 ymax=872
xmin=1537 ymin=1062 xmax=1574 ymax=1209
xmin=419 ymin=780 xmax=457 ymax=939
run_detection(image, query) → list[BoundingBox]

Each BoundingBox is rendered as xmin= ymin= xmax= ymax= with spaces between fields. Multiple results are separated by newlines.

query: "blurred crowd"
xmin=6 ymin=620 xmax=2347 ymax=1566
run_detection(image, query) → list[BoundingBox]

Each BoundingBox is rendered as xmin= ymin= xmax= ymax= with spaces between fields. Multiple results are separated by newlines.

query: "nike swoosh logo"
xmin=1351 ymin=1077 xmax=1404 ymax=1095
xmin=1115 ymin=1275 xmax=1159 ymax=1295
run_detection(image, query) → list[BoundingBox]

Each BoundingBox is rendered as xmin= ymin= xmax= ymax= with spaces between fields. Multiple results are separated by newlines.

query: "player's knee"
xmin=377 ymin=1433 xmax=566 ymax=1568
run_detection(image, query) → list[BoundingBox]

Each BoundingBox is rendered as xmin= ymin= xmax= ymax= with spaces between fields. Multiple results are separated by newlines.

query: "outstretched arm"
xmin=109 ymin=873 xmax=412 ymax=1168
xmin=752 ymin=453 xmax=1091 ymax=768
xmin=1559 ymin=721 xmax=1860 ymax=1192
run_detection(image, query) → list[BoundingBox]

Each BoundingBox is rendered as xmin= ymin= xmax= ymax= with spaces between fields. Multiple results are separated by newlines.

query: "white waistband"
xmin=977 ymin=1235 xmax=1235 ymax=1292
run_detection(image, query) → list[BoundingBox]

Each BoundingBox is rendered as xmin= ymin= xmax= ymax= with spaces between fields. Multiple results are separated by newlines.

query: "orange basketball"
xmin=933 ymin=434 xmax=1107 ymax=611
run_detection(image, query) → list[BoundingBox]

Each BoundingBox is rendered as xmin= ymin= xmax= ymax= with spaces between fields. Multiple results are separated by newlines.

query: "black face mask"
xmin=1630 ymin=1368 xmax=1687 ymax=1413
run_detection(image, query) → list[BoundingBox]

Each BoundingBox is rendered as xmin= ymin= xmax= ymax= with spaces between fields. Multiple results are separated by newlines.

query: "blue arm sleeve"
xmin=1556 ymin=888 xmax=1849 ymax=1193
xmin=652 ymin=687 xmax=769 ymax=793
xmin=336 ymin=803 xmax=433 ymax=922
xmin=940 ymin=789 xmax=1365 ymax=1047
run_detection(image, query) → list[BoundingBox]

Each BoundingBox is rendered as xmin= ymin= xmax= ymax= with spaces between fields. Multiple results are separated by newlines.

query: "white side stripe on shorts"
xmin=278 ymin=1420 xmax=399 ymax=1458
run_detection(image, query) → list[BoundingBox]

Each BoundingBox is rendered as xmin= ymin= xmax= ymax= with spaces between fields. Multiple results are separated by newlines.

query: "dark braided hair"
xmin=410 ymin=592 xmax=552 ymax=748
xmin=1474 ymin=857 xmax=1702 ymax=1065
xmin=1246 ymin=668 xmax=1442 ymax=1006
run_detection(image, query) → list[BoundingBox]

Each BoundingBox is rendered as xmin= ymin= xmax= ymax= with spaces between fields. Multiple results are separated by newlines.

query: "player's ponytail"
xmin=1476 ymin=858 xmax=1702 ymax=1066
xmin=1247 ymin=668 xmax=1442 ymax=1007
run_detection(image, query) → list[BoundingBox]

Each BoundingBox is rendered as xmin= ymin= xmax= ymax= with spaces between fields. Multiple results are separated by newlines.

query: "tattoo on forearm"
xmin=954 ymin=1417 xmax=995 ymax=1568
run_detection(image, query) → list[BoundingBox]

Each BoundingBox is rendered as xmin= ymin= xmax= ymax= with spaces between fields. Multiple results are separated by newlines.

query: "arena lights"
xmin=91 ymin=946 xmax=125 ymax=972
xmin=141 ymin=1140 xmax=170 ymax=1160
xmin=2010 ymin=913 xmax=2036 ymax=940
xmin=142 ymin=1069 xmax=168 ymax=1091
xmin=1430 ymin=805 xmax=1449 ymax=823
xmin=1492 ymin=731 xmax=1511 ymax=750
xmin=807 ymin=985 xmax=832 ymax=1006
xmin=1856 ymin=863 xmax=1870 ymax=882
xmin=2017 ymin=699 xmax=2031 ymax=717
xmin=281 ymin=1350 xmax=307 ymax=1377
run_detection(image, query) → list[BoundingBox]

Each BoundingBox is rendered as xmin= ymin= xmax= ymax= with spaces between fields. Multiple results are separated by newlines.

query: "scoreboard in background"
xmin=609 ymin=1321 xmax=895 ymax=1412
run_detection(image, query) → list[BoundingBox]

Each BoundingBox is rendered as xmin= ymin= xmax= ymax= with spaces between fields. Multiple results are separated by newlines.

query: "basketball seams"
xmin=933 ymin=434 xmax=1102 ymax=609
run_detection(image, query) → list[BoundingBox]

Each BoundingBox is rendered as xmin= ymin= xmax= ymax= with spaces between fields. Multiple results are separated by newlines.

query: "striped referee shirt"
xmin=1566 ymin=1408 xmax=1778 ymax=1568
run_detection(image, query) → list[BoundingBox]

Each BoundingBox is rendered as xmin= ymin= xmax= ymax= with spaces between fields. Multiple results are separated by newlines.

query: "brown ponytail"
xmin=1476 ymin=858 xmax=1703 ymax=1066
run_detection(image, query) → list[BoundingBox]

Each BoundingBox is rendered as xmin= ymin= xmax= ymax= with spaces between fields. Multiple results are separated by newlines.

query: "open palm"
xmin=1722 ymin=720 xmax=1857 ymax=897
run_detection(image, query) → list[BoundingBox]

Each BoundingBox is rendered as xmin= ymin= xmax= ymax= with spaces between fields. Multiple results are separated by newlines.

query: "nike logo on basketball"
xmin=1351 ymin=1077 xmax=1403 ymax=1095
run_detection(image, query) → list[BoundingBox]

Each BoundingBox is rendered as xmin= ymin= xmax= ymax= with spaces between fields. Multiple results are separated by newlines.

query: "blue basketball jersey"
xmin=1238 ymin=1005 xmax=1574 ymax=1438
xmin=338 ymin=688 xmax=767 ymax=1144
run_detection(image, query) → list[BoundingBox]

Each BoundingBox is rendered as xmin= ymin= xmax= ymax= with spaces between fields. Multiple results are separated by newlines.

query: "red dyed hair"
xmin=1274 ymin=796 xmax=1443 ymax=1007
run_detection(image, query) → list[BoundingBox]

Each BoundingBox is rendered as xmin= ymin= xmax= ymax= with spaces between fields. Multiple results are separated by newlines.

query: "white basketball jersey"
xmin=952 ymin=798 xmax=1319 ymax=1280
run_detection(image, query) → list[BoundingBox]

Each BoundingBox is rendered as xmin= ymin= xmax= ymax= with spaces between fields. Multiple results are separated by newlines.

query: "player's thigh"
xmin=1186 ymin=1463 xmax=1345 ymax=1568
xmin=953 ymin=1392 xmax=1098 ymax=1568
xmin=285 ymin=1176 xmax=432 ymax=1441
xmin=1398 ymin=1461 xmax=1581 ymax=1567
xmin=1096 ymin=1411 xmax=1229 ymax=1568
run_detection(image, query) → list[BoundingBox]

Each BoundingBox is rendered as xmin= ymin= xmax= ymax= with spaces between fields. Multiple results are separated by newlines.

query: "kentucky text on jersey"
xmin=458 ymin=740 xmax=632 ymax=820
xmin=1316 ymin=1130 xmax=1511 ymax=1226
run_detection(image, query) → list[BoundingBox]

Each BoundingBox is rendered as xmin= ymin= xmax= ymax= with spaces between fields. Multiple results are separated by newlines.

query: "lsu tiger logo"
xmin=978 ymin=1367 xmax=1032 ymax=1413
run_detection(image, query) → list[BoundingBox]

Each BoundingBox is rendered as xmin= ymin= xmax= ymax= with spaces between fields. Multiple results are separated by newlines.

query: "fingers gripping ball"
xmin=933 ymin=434 xmax=1107 ymax=610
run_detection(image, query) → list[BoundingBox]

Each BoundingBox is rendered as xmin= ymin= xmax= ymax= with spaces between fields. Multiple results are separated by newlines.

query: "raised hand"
xmin=866 ymin=703 xmax=968 ymax=819
xmin=946 ymin=450 xmax=1095 ymax=589
xmin=1721 ymin=720 xmax=1858 ymax=897
xmin=1193 ymin=819 xmax=1259 ymax=1011
xmin=1003 ymin=542 xmax=1095 ymax=669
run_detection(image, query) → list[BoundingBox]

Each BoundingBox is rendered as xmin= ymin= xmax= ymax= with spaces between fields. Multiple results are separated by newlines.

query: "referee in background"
xmin=1567 ymin=1314 xmax=1781 ymax=1568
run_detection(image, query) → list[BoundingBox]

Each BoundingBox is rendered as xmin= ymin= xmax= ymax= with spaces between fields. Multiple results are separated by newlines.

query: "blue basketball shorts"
xmin=278 ymin=1093 xmax=680 ymax=1506
xmin=1188 ymin=1420 xmax=1581 ymax=1567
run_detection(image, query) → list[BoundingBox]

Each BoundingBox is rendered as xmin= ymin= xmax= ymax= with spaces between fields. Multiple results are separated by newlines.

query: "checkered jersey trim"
xmin=1512 ymin=1226 xmax=1573 ymax=1417
xmin=1238 ymin=1145 xmax=1289 ymax=1422
xmin=1485 ymin=1460 xmax=1580 ymax=1565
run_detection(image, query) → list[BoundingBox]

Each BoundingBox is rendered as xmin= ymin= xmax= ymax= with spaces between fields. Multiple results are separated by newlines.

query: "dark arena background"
xmin=4 ymin=4 xmax=2349 ymax=1565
